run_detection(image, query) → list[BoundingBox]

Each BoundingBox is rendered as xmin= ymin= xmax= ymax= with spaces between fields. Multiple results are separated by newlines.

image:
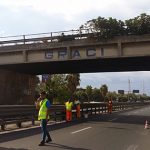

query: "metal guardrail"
xmin=0 ymin=102 xmax=149 ymax=130
xmin=0 ymin=29 xmax=96 ymax=47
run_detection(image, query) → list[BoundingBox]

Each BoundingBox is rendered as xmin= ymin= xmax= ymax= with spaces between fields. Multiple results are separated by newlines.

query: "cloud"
xmin=1 ymin=0 xmax=149 ymax=18
xmin=0 ymin=0 xmax=150 ymax=35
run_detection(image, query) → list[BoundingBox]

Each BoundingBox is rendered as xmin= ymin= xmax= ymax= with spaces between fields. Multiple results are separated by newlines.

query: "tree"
xmin=66 ymin=74 xmax=80 ymax=99
xmin=106 ymin=91 xmax=118 ymax=102
xmin=36 ymin=74 xmax=68 ymax=104
xmin=80 ymin=16 xmax=125 ymax=39
xmin=36 ymin=74 xmax=81 ymax=104
xmin=80 ymin=13 xmax=150 ymax=40
xmin=85 ymin=85 xmax=92 ymax=103
xmin=100 ymin=84 xmax=108 ymax=101
xmin=92 ymin=88 xmax=102 ymax=102
xmin=125 ymin=13 xmax=150 ymax=35
xmin=75 ymin=90 xmax=87 ymax=103
xmin=95 ymin=17 xmax=125 ymax=38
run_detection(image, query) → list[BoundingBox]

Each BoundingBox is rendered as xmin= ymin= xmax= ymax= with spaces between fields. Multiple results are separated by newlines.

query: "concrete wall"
xmin=0 ymin=35 xmax=150 ymax=65
xmin=0 ymin=70 xmax=37 ymax=105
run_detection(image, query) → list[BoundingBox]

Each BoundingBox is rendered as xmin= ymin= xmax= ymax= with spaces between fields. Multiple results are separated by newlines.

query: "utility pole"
xmin=142 ymin=80 xmax=145 ymax=95
xmin=128 ymin=78 xmax=131 ymax=93
xmin=128 ymin=78 xmax=131 ymax=101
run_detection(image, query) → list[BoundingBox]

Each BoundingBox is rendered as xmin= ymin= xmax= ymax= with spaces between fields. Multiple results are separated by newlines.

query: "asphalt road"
xmin=1 ymin=106 xmax=150 ymax=150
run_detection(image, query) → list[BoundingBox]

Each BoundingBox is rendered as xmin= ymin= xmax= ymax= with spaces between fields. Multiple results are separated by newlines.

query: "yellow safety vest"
xmin=38 ymin=98 xmax=49 ymax=120
xmin=65 ymin=101 xmax=73 ymax=111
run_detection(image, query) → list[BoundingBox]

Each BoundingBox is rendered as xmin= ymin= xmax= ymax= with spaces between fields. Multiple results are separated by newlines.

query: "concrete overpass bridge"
xmin=0 ymin=29 xmax=150 ymax=74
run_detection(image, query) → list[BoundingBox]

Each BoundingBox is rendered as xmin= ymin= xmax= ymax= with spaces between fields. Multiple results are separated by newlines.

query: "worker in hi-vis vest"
xmin=65 ymin=99 xmax=73 ymax=121
xmin=74 ymin=99 xmax=81 ymax=118
xmin=35 ymin=91 xmax=52 ymax=146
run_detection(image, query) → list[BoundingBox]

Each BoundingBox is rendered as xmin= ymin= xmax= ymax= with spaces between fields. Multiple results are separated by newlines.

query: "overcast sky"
xmin=0 ymin=0 xmax=150 ymax=95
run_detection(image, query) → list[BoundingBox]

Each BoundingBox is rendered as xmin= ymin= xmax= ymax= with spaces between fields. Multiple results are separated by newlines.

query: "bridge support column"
xmin=67 ymin=46 xmax=71 ymax=59
xmin=23 ymin=50 xmax=27 ymax=62
xmin=118 ymin=40 xmax=123 ymax=56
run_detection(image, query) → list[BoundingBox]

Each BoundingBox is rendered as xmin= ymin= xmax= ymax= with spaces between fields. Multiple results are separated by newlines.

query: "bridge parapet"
xmin=0 ymin=29 xmax=150 ymax=51
xmin=0 ymin=30 xmax=150 ymax=74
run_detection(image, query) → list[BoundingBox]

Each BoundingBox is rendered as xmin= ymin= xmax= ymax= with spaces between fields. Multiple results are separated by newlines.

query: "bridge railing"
xmin=0 ymin=28 xmax=96 ymax=47
xmin=0 ymin=102 xmax=149 ymax=130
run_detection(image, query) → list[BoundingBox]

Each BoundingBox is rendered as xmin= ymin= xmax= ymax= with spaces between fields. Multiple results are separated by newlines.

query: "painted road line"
xmin=71 ymin=127 xmax=92 ymax=134
xmin=108 ymin=118 xmax=118 ymax=122
xmin=141 ymin=130 xmax=149 ymax=136
xmin=126 ymin=144 xmax=138 ymax=150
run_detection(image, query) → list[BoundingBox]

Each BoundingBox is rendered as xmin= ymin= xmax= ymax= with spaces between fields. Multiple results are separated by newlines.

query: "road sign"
xmin=42 ymin=74 xmax=49 ymax=82
xmin=133 ymin=90 xmax=139 ymax=93
xmin=118 ymin=90 xmax=124 ymax=94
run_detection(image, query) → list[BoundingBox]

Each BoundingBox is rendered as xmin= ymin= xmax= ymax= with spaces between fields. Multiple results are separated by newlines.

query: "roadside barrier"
xmin=0 ymin=102 xmax=149 ymax=130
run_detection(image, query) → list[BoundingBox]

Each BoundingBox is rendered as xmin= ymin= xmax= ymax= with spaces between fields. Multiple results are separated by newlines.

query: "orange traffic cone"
xmin=144 ymin=120 xmax=149 ymax=129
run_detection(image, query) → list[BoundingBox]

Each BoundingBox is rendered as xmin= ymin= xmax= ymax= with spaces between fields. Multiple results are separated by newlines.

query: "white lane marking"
xmin=126 ymin=144 xmax=138 ymax=150
xmin=141 ymin=130 xmax=149 ymax=135
xmin=71 ymin=127 xmax=92 ymax=134
xmin=108 ymin=118 xmax=118 ymax=121
xmin=139 ymin=109 xmax=144 ymax=111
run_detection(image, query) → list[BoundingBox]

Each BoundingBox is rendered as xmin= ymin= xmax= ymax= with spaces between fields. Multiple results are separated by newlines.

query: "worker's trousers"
xmin=76 ymin=105 xmax=81 ymax=118
xmin=108 ymin=105 xmax=112 ymax=114
xmin=66 ymin=110 xmax=72 ymax=121
xmin=41 ymin=119 xmax=51 ymax=142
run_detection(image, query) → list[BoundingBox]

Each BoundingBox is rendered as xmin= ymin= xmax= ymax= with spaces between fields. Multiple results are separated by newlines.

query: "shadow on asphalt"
xmin=47 ymin=142 xmax=91 ymax=150
xmin=0 ymin=147 xmax=28 ymax=150
xmin=0 ymin=119 xmax=88 ymax=143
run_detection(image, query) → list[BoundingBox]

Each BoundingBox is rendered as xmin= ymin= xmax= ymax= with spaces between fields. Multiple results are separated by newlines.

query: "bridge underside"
xmin=0 ymin=56 xmax=150 ymax=75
